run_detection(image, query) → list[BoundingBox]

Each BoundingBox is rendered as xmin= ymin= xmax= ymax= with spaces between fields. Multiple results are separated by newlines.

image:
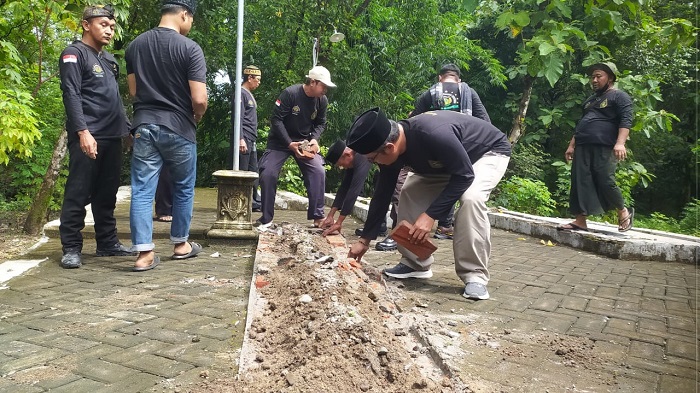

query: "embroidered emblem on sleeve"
xmin=62 ymin=54 xmax=78 ymax=63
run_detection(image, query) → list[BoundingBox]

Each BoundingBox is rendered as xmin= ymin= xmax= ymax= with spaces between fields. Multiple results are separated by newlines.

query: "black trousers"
xmin=155 ymin=165 xmax=173 ymax=217
xmin=569 ymin=144 xmax=625 ymax=216
xmin=227 ymin=138 xmax=261 ymax=209
xmin=59 ymin=137 xmax=123 ymax=252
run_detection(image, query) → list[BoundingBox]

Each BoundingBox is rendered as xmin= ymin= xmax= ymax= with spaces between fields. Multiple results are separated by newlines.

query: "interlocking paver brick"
xmin=666 ymin=338 xmax=697 ymax=360
xmin=0 ymin=348 xmax=68 ymax=375
xmin=46 ymin=378 xmax=107 ymax=392
xmin=74 ymin=358 xmax=139 ymax=383
xmin=100 ymin=341 xmax=171 ymax=365
xmin=560 ymin=296 xmax=588 ymax=311
xmin=121 ymin=353 xmax=194 ymax=378
xmin=529 ymin=293 xmax=563 ymax=312
xmin=658 ymin=375 xmax=699 ymax=393
xmin=629 ymin=340 xmax=665 ymax=359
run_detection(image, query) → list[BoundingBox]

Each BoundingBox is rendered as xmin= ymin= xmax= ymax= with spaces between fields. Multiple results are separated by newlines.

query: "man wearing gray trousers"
xmin=346 ymin=108 xmax=511 ymax=300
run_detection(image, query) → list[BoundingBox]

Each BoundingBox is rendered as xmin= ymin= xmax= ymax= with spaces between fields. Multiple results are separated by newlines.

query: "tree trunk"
xmin=508 ymin=75 xmax=534 ymax=144
xmin=23 ymin=128 xmax=68 ymax=235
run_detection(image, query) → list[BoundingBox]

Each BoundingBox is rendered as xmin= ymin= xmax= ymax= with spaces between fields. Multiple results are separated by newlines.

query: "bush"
xmin=492 ymin=176 xmax=556 ymax=216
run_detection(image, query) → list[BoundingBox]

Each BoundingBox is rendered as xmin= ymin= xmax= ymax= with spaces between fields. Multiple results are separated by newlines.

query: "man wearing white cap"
xmin=257 ymin=66 xmax=336 ymax=229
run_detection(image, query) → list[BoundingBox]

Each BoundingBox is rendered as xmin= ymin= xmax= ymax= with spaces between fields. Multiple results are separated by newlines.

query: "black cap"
xmin=439 ymin=63 xmax=461 ymax=77
xmin=346 ymin=108 xmax=392 ymax=155
xmin=162 ymin=0 xmax=196 ymax=15
xmin=82 ymin=5 xmax=115 ymax=20
xmin=325 ymin=140 xmax=346 ymax=165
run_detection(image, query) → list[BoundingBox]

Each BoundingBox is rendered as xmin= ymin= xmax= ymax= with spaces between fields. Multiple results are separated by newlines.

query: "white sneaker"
xmin=462 ymin=282 xmax=489 ymax=300
xmin=254 ymin=221 xmax=273 ymax=232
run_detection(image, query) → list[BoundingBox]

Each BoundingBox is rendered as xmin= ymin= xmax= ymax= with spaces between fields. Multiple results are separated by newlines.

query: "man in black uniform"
xmin=257 ymin=65 xmax=336 ymax=229
xmin=58 ymin=5 xmax=134 ymax=269
xmin=230 ymin=65 xmax=263 ymax=211
xmin=126 ymin=0 xmax=207 ymax=271
xmin=411 ymin=63 xmax=491 ymax=240
xmin=347 ymin=109 xmax=511 ymax=300
xmin=320 ymin=140 xmax=373 ymax=236
xmin=558 ymin=62 xmax=635 ymax=232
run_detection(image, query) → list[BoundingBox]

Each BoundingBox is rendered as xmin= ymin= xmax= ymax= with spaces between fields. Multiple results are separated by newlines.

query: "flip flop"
xmin=154 ymin=215 xmax=172 ymax=222
xmin=618 ymin=207 xmax=634 ymax=232
xmin=132 ymin=255 xmax=160 ymax=272
xmin=557 ymin=222 xmax=588 ymax=232
xmin=171 ymin=242 xmax=203 ymax=260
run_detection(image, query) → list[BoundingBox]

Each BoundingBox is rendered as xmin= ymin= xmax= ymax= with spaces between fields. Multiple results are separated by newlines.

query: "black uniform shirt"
xmin=59 ymin=41 xmax=129 ymax=141
xmin=574 ymin=89 xmax=633 ymax=147
xmin=268 ymin=84 xmax=328 ymax=150
xmin=234 ymin=87 xmax=258 ymax=142
xmin=362 ymin=111 xmax=511 ymax=240
xmin=125 ymin=27 xmax=207 ymax=143
xmin=332 ymin=153 xmax=372 ymax=217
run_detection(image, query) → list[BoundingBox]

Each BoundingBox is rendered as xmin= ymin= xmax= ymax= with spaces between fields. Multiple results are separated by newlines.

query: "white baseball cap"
xmin=306 ymin=66 xmax=336 ymax=88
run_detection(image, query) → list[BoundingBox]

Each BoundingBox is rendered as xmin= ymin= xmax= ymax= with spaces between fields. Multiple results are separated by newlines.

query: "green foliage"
xmin=678 ymin=199 xmax=700 ymax=237
xmin=634 ymin=200 xmax=700 ymax=238
xmin=0 ymin=89 xmax=41 ymax=164
xmin=492 ymin=176 xmax=556 ymax=216
xmin=507 ymin=142 xmax=549 ymax=181
xmin=551 ymin=160 xmax=571 ymax=215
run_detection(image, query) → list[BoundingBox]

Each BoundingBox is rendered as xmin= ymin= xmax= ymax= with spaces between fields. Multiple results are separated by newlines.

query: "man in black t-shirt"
xmin=229 ymin=65 xmax=262 ymax=211
xmin=346 ymin=109 xmax=511 ymax=301
xmin=58 ymin=5 xmax=135 ymax=269
xmin=257 ymin=66 xmax=336 ymax=229
xmin=125 ymin=0 xmax=207 ymax=271
xmin=559 ymin=62 xmax=635 ymax=233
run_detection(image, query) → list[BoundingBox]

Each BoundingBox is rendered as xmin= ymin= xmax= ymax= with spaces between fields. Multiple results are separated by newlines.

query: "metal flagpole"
xmin=231 ymin=0 xmax=245 ymax=170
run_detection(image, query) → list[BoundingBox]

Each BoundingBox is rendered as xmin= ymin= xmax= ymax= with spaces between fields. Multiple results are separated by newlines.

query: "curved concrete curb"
xmin=325 ymin=193 xmax=698 ymax=264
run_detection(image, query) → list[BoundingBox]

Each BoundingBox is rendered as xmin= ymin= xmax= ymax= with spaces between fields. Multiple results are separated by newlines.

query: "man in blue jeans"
xmin=125 ymin=0 xmax=207 ymax=271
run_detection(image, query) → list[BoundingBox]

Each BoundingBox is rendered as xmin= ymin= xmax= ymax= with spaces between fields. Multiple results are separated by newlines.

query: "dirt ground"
xmin=194 ymin=222 xmax=462 ymax=392
xmin=0 ymin=211 xmax=43 ymax=261
xmin=192 ymin=222 xmax=618 ymax=393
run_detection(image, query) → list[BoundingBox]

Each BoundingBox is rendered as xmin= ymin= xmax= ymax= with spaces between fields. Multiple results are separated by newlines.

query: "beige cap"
xmin=306 ymin=66 xmax=336 ymax=88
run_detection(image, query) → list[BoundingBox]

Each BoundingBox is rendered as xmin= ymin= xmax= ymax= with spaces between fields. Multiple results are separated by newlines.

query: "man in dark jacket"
xmin=558 ymin=62 xmax=635 ymax=232
xmin=346 ymin=109 xmax=511 ymax=301
xmin=257 ymin=66 xmax=336 ymax=229
xmin=58 ymin=5 xmax=134 ymax=269
xmin=230 ymin=65 xmax=263 ymax=211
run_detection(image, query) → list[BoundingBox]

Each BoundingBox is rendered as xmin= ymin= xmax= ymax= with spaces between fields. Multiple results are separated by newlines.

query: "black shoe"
xmin=60 ymin=251 xmax=82 ymax=269
xmin=252 ymin=206 xmax=262 ymax=212
xmin=375 ymin=236 xmax=397 ymax=251
xmin=96 ymin=242 xmax=136 ymax=257
xmin=355 ymin=223 xmax=388 ymax=237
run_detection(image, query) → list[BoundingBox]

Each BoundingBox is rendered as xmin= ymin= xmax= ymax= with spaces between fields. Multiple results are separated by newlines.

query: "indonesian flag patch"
xmin=275 ymin=99 xmax=281 ymax=106
xmin=62 ymin=54 xmax=78 ymax=63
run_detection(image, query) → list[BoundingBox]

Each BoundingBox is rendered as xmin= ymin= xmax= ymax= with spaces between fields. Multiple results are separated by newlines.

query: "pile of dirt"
xmin=196 ymin=222 xmax=460 ymax=392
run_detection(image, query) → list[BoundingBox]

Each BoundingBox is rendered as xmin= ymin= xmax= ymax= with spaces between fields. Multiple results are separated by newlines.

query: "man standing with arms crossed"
xmin=58 ymin=5 xmax=134 ymax=269
xmin=230 ymin=65 xmax=262 ymax=212
xmin=125 ymin=0 xmax=207 ymax=271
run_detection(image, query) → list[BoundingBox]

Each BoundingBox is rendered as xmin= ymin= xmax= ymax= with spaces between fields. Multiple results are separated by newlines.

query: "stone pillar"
xmin=207 ymin=170 xmax=259 ymax=239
